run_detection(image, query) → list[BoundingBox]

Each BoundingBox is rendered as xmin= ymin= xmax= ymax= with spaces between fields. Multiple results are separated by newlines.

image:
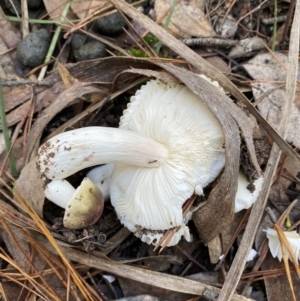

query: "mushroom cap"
xmin=63 ymin=177 xmax=104 ymax=229
xmin=110 ymin=80 xmax=225 ymax=234
xmin=45 ymin=179 xmax=76 ymax=209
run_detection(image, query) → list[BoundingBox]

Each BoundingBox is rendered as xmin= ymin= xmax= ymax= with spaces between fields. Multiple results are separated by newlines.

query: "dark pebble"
xmin=96 ymin=12 xmax=127 ymax=36
xmin=17 ymin=28 xmax=50 ymax=68
xmin=74 ymin=40 xmax=107 ymax=61
xmin=71 ymin=33 xmax=88 ymax=51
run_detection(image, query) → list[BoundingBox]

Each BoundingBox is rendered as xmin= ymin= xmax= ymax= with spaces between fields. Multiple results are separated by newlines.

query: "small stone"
xmin=17 ymin=29 xmax=50 ymax=68
xmin=96 ymin=12 xmax=126 ymax=36
xmin=73 ymin=40 xmax=107 ymax=61
xmin=71 ymin=33 xmax=87 ymax=50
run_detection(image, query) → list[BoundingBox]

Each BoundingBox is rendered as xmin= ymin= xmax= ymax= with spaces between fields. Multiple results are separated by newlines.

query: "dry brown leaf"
xmin=207 ymin=235 xmax=222 ymax=264
xmin=71 ymin=0 xmax=109 ymax=19
xmin=261 ymin=254 xmax=300 ymax=301
xmin=57 ymin=61 xmax=78 ymax=88
xmin=243 ymin=52 xmax=300 ymax=149
xmin=0 ymin=8 xmax=21 ymax=49
xmin=154 ymin=0 xmax=215 ymax=38
xmin=43 ymin=0 xmax=76 ymax=22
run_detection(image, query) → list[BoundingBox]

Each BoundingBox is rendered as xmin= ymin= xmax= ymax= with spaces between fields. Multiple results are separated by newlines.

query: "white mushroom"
xmin=45 ymin=178 xmax=104 ymax=229
xmin=38 ymin=79 xmax=226 ymax=246
xmin=234 ymin=172 xmax=264 ymax=213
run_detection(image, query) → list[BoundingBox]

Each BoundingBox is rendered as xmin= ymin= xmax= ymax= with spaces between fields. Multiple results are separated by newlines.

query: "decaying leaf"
xmin=243 ymin=52 xmax=300 ymax=148
xmin=154 ymin=0 xmax=215 ymax=38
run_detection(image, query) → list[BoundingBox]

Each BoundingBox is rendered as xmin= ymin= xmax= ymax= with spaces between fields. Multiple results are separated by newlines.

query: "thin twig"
xmin=182 ymin=37 xmax=238 ymax=48
xmin=0 ymin=78 xmax=54 ymax=86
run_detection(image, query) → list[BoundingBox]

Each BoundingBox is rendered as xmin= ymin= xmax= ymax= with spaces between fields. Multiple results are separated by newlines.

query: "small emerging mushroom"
xmin=45 ymin=177 xmax=104 ymax=229
xmin=38 ymin=79 xmax=226 ymax=246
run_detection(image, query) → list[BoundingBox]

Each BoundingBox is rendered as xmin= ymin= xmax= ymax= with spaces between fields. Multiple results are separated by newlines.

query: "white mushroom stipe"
xmin=45 ymin=179 xmax=75 ymax=209
xmin=86 ymin=164 xmax=114 ymax=200
xmin=38 ymin=79 xmax=226 ymax=246
xmin=234 ymin=172 xmax=264 ymax=213
xmin=45 ymin=178 xmax=104 ymax=229
xmin=38 ymin=128 xmax=169 ymax=180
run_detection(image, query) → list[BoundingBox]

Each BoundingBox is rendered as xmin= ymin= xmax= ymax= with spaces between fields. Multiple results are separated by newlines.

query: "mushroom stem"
xmin=86 ymin=164 xmax=114 ymax=200
xmin=38 ymin=127 xmax=169 ymax=180
xmin=45 ymin=179 xmax=75 ymax=208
